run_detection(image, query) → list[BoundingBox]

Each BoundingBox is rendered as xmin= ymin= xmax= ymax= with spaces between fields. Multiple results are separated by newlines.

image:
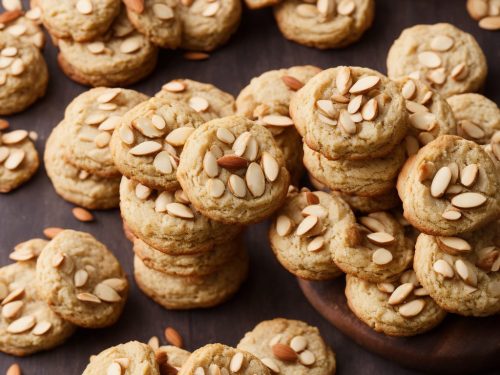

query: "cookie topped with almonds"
xmin=290 ymin=66 xmax=407 ymax=160
xmin=0 ymin=10 xmax=45 ymax=49
xmin=35 ymin=230 xmax=129 ymax=328
xmin=177 ymin=116 xmax=290 ymax=224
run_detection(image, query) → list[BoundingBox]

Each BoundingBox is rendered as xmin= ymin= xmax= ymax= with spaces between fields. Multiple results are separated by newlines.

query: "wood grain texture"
xmin=1 ymin=0 xmax=499 ymax=374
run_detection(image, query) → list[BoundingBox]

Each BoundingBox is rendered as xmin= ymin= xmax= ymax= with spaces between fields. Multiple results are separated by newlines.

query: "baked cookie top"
xmin=290 ymin=66 xmax=407 ymax=160
xmin=237 ymin=318 xmax=336 ymax=375
xmin=177 ymin=116 xmax=290 ymax=224
xmin=0 ymin=10 xmax=45 ymax=49
xmin=35 ymin=230 xmax=129 ymax=328
xmin=387 ymin=23 xmax=487 ymax=98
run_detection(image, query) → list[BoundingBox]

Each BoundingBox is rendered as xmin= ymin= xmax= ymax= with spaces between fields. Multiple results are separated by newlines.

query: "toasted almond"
xmin=43 ymin=227 xmax=63 ymax=239
xmin=229 ymin=352 xmax=244 ymax=372
xmin=479 ymin=16 xmax=500 ymax=30
xmin=228 ymin=174 xmax=247 ymax=198
xmin=262 ymin=115 xmax=294 ymax=127
xmin=217 ymin=154 xmax=248 ymax=169
xmin=298 ymin=350 xmax=316 ymax=366
xmin=0 ymin=118 xmax=9 ymax=130
xmin=135 ymin=183 xmax=152 ymax=200
xmin=399 ymin=299 xmax=425 ymax=317
xmin=72 ymin=207 xmax=94 ymax=222
xmin=336 ymin=67 xmax=352 ymax=95
xmin=460 ymin=120 xmax=485 ymax=139
xmin=1 ymin=287 xmax=24 ymax=305
xmin=433 ymin=259 xmax=454 ymax=278
xmin=184 ymin=51 xmax=210 ymax=61
xmin=450 ymin=63 xmax=468 ymax=81
xmin=455 ymin=259 xmax=477 ymax=287
xmin=261 ymin=357 xmax=280 ymax=372
xmin=2 ymin=300 xmax=23 ymax=319
xmin=164 ymin=326 xmax=183 ymax=348
xmin=216 ymin=128 xmax=235 ymax=144
xmin=166 ymin=202 xmax=194 ymax=219
xmin=460 ymin=164 xmax=478 ymax=187
xmin=272 ymin=343 xmax=297 ymax=362
xmin=189 ymin=96 xmax=209 ymax=112
xmin=406 ymin=100 xmax=428 ymax=113
xmin=282 ymin=75 xmax=304 ymax=91
xmin=276 ymin=215 xmax=293 ymax=236
xmin=366 ymin=232 xmax=395 ymax=246
xmin=166 ymin=127 xmax=194 ymax=147
xmin=102 ymin=278 xmax=128 ymax=292
xmin=245 ymin=162 xmax=266 ymax=197
xmin=388 ymin=283 xmax=414 ymax=305
xmin=347 ymin=95 xmax=363 ymax=114
xmin=316 ymin=99 xmax=337 ymax=118
xmin=437 ymin=236 xmax=472 ymax=254
xmin=451 ymin=192 xmax=486 ymax=209
xmin=2 ymin=130 xmax=28 ymax=144
xmin=430 ymin=166 xmax=452 ymax=198
xmin=7 ymin=315 xmax=35 ymax=333
xmin=119 ymin=126 xmax=135 ymax=145
xmin=430 ymin=35 xmax=454 ymax=51
xmin=129 ymin=141 xmax=162 ymax=156
xmin=442 ymin=210 xmax=462 ymax=221
xmin=261 ymin=152 xmax=279 ymax=182
xmin=307 ymin=236 xmax=325 ymax=252
xmin=77 ymin=292 xmax=101 ymax=303
xmin=359 ymin=216 xmax=385 ymax=232
xmin=33 ymin=321 xmax=52 ymax=336
xmin=6 ymin=364 xmax=21 ymax=375
xmin=349 ymin=75 xmax=380 ymax=94
xmin=372 ymin=248 xmax=393 ymax=265
xmin=377 ymin=282 xmax=395 ymax=294
xmin=338 ymin=110 xmax=357 ymax=134
xmin=296 ymin=215 xmax=318 ymax=236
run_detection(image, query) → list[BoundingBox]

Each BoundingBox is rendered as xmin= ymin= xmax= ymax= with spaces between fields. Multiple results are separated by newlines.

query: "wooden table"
xmin=1 ymin=1 xmax=498 ymax=373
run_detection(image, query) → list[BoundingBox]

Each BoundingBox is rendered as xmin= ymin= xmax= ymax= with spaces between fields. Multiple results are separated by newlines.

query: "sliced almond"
xmin=406 ymin=100 xmax=428 ymax=113
xmin=366 ymin=232 xmax=395 ymax=246
xmin=361 ymin=98 xmax=378 ymax=121
xmin=245 ymin=162 xmax=265 ymax=197
xmin=347 ymin=95 xmax=363 ymax=114
xmin=442 ymin=210 xmax=462 ymax=221
xmin=1 ymin=287 xmax=24 ymax=306
xmin=276 ymin=215 xmax=293 ymax=236
xmin=152 ymin=151 xmax=173 ymax=174
xmin=74 ymin=269 xmax=89 ymax=288
xmin=399 ymin=299 xmax=425 ymax=317
xmin=203 ymin=151 xmax=219 ymax=177
xmin=216 ymin=128 xmax=235 ymax=144
xmin=388 ymin=283 xmax=414 ymax=305
xmin=296 ymin=215 xmax=318 ymax=236
xmin=430 ymin=35 xmax=454 ymax=51
xmin=129 ymin=141 xmax=162 ymax=156
xmin=7 ymin=315 xmax=35 ymax=333
xmin=331 ymin=93 xmax=350 ymax=103
xmin=298 ymin=350 xmax=316 ymax=366
xmin=189 ymin=96 xmax=210 ymax=112
xmin=32 ymin=321 xmax=52 ymax=336
xmin=262 ymin=115 xmax=294 ymax=127
xmin=359 ymin=216 xmax=385 ymax=233
xmin=317 ymin=0 xmax=335 ymax=16
xmin=202 ymin=1 xmax=220 ymax=17
xmin=77 ymin=292 xmax=101 ymax=303
xmin=307 ymin=236 xmax=325 ymax=252
xmin=316 ymin=99 xmax=337 ymax=118
xmin=166 ymin=202 xmax=194 ymax=219
xmin=101 ymin=278 xmax=128 ymax=292
xmin=206 ymin=178 xmax=225 ymax=198
xmin=290 ymin=335 xmax=308 ymax=352
xmin=418 ymin=132 xmax=434 ymax=145
xmin=460 ymin=164 xmax=478 ymax=187
xmin=451 ymin=63 xmax=468 ymax=81
xmin=418 ymin=51 xmax=441 ymax=68
xmin=460 ymin=120 xmax=485 ymax=139
xmin=296 ymin=3 xmax=319 ymax=17
xmin=336 ymin=67 xmax=352 ymax=95
xmin=282 ymin=75 xmax=304 ymax=91
xmin=338 ymin=110 xmax=357 ymax=134
xmin=430 ymin=166 xmax=452 ymax=198
xmin=232 ymin=131 xmax=252 ymax=156
xmin=372 ymin=248 xmax=393 ymax=265
xmin=119 ymin=126 xmax=135 ymax=145
xmin=120 ymin=36 xmax=143 ymax=54
xmin=107 ymin=362 xmax=122 ymax=375
xmin=51 ymin=253 xmax=65 ymax=268
xmin=433 ymin=259 xmax=454 ymax=278
xmin=94 ymin=283 xmax=121 ymax=303
xmin=2 ymin=130 xmax=28 ymax=144
xmin=427 ymin=68 xmax=446 ymax=85
xmin=318 ymin=113 xmax=338 ymax=126
xmin=479 ymin=16 xmax=500 ymax=30
xmin=401 ymin=80 xmax=416 ymax=99
xmin=261 ymin=152 xmax=279 ymax=182
xmin=349 ymin=75 xmax=380 ymax=94
xmin=377 ymin=282 xmax=395 ymax=294
xmin=455 ymin=259 xmax=477 ymax=287
xmin=437 ymin=236 xmax=471 ymax=254
xmin=409 ymin=112 xmax=436 ymax=131
xmin=162 ymin=81 xmax=186 ymax=93
xmin=228 ymin=174 xmax=247 ymax=198
xmin=135 ymin=183 xmax=151 ymax=200
xmin=229 ymin=352 xmax=244 ymax=372
xmin=302 ymin=204 xmax=327 ymax=218
xmin=420 ymin=90 xmax=433 ymax=105
xmin=166 ymin=127 xmax=194 ymax=147
xmin=451 ymin=192 xmax=486 ymax=209
xmin=153 ymin=3 xmax=174 ymax=19
xmin=2 ymin=300 xmax=23 ymax=319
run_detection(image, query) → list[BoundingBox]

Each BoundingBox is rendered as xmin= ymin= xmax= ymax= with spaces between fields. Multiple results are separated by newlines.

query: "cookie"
xmin=0 ymin=129 xmax=39 ymax=193
xmin=134 ymin=250 xmax=248 ymax=309
xmin=38 ymin=0 xmax=121 ymax=42
xmin=57 ymin=11 xmax=158 ymax=87
xmin=156 ymin=345 xmax=191 ymax=371
xmin=345 ymin=272 xmax=447 ymax=336
xmin=82 ymin=341 xmax=160 ymax=375
xmin=414 ymin=226 xmax=500 ymax=316
xmin=0 ymin=10 xmax=45 ymax=49
xmin=244 ymin=0 xmax=280 ymax=9
xmin=36 ymin=230 xmax=129 ymax=328
xmin=269 ymin=190 xmax=350 ymax=280
xmin=178 ymin=343 xmax=270 ymax=375
xmin=447 ymin=93 xmax=500 ymax=145
xmin=290 ymin=66 xmax=407 ymax=160
xmin=120 ymin=177 xmax=242 ymax=254
xmin=237 ymin=318 xmax=336 ymax=374
xmin=0 ymin=33 xmax=48 ymax=115
xmin=177 ymin=116 xmax=290 ymax=224
xmin=387 ymin=23 xmax=487 ymax=98
xmin=397 ymin=135 xmax=500 ymax=236
xmin=156 ymin=78 xmax=236 ymax=122
xmin=45 ymin=123 xmax=120 ymax=209
xmin=110 ymin=97 xmax=204 ymax=190
xmin=331 ymin=190 xmax=401 ymax=214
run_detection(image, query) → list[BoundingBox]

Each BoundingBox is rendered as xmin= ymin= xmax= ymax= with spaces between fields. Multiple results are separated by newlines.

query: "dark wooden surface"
xmin=1 ymin=0 xmax=499 ymax=374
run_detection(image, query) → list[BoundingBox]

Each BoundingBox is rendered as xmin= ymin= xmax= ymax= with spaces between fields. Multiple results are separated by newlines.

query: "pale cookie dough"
xmin=290 ymin=66 xmax=407 ymax=160
xmin=120 ymin=177 xmax=242 ymax=254
xmin=345 ymin=272 xmax=447 ymax=336
xmin=269 ymin=190 xmax=351 ymax=280
xmin=397 ymin=135 xmax=500 ymax=236
xmin=0 ymin=11 xmax=45 ymax=49
xmin=111 ymin=97 xmax=204 ymax=190
xmin=274 ymin=0 xmax=374 ymax=49
xmin=156 ymin=78 xmax=236 ymax=122
xmin=177 ymin=116 xmax=290 ymax=224
xmin=237 ymin=318 xmax=336 ymax=375
xmin=178 ymin=344 xmax=270 ymax=375
xmin=331 ymin=190 xmax=401 ymax=214
xmin=447 ymin=93 xmax=500 ymax=145
xmin=82 ymin=341 xmax=160 ymax=375
xmin=414 ymin=226 xmax=500 ymax=316
xmin=36 ymin=230 xmax=129 ymax=328
xmin=244 ymin=0 xmax=280 ymax=9
xmin=38 ymin=0 xmax=121 ymax=42
xmin=134 ymin=250 xmax=248 ymax=309
xmin=387 ymin=23 xmax=487 ymax=98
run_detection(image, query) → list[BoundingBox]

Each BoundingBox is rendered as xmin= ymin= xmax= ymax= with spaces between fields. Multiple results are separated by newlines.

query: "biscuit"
xmin=0 ymin=11 xmax=45 ymax=49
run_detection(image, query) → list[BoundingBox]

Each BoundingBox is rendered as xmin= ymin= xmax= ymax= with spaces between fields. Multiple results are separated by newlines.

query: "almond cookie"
xmin=57 ymin=11 xmax=158 ymax=87
xmin=178 ymin=344 xmax=270 ymax=375
xmin=0 ymin=10 xmax=45 ymax=49
xmin=397 ymin=135 xmax=500 ymax=236
xmin=134 ymin=250 xmax=248 ymax=309
xmin=414 ymin=226 xmax=500 ymax=316
xmin=0 ymin=239 xmax=75 ymax=357
xmin=120 ymin=177 xmax=242 ymax=254
xmin=82 ymin=341 xmax=160 ymax=375
xmin=38 ymin=0 xmax=121 ymax=42
xmin=447 ymin=93 xmax=500 ymax=145
xmin=331 ymin=190 xmax=401 ymax=214
xmin=0 ymin=129 xmax=39 ymax=193
xmin=387 ymin=23 xmax=487 ymax=98
xmin=36 ymin=230 xmax=129 ymax=328
xmin=156 ymin=78 xmax=236 ymax=122
xmin=290 ymin=66 xmax=407 ymax=160
xmin=274 ymin=0 xmax=374 ymax=49
xmin=269 ymin=190 xmax=351 ymax=280
xmin=345 ymin=272 xmax=447 ymax=336
xmin=44 ymin=123 xmax=120 ymax=210
xmin=177 ymin=116 xmax=290 ymax=224
xmin=237 ymin=318 xmax=336 ymax=374
xmin=331 ymin=211 xmax=414 ymax=283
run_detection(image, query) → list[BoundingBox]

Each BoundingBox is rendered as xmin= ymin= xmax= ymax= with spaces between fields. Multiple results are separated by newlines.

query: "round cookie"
xmin=110 ymin=97 xmax=203 ymax=190
xmin=36 ymin=230 xmax=129 ymax=328
xmin=397 ymin=135 xmax=500 ymax=236
xmin=178 ymin=344 xmax=270 ymax=375
xmin=274 ymin=0 xmax=375 ymax=49
xmin=0 ymin=129 xmax=39 ymax=193
xmin=387 ymin=23 xmax=487 ymax=98
xmin=331 ymin=211 xmax=414 ymax=283
xmin=269 ymin=190 xmax=351 ymax=280
xmin=156 ymin=78 xmax=236 ymax=122
xmin=156 ymin=345 xmax=191 ymax=371
xmin=177 ymin=116 xmax=290 ymax=224
xmin=414 ymin=226 xmax=500 ymax=316
xmin=120 ymin=177 xmax=242 ymax=254
xmin=290 ymin=66 xmax=407 ymax=160
xmin=44 ymin=123 xmax=120 ymax=209
xmin=447 ymin=93 xmax=500 ymax=145
xmin=38 ymin=0 xmax=121 ymax=42
xmin=237 ymin=318 xmax=336 ymax=375
xmin=0 ymin=33 xmax=48 ymax=115
xmin=345 ymin=272 xmax=447 ymax=336
xmin=134 ymin=251 xmax=248 ymax=309
xmin=331 ymin=190 xmax=401 ymax=214
xmin=0 ymin=10 xmax=45 ymax=49
xmin=57 ymin=11 xmax=158 ymax=87
xmin=82 ymin=341 xmax=160 ymax=375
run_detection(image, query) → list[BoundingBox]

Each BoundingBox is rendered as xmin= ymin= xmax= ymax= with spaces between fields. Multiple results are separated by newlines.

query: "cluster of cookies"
xmin=82 ymin=318 xmax=336 ymax=374
xmin=0 ymin=229 xmax=128 ymax=356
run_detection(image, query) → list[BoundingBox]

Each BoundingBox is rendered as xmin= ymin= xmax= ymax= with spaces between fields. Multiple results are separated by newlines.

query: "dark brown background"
xmin=1 ymin=0 xmax=499 ymax=374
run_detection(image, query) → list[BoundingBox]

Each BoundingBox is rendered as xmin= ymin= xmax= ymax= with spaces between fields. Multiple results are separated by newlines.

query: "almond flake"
xmin=296 ymin=3 xmax=319 ymax=17
xmin=298 ymin=350 xmax=316 ymax=366
xmin=460 ymin=120 xmax=485 ymax=139
xmin=276 ymin=215 xmax=293 ymax=236
xmin=189 ymin=96 xmax=209 ymax=112
xmin=262 ymin=115 xmax=294 ymax=127
xmin=4 ymin=149 xmax=24 ymax=170
xmin=307 ymin=236 xmax=324 ymax=252
xmin=9 ymin=248 xmax=34 ymax=262
xmin=361 ymin=98 xmax=378 ymax=121
xmin=388 ymin=283 xmax=414 ymax=305
xmin=7 ymin=24 xmax=26 ymax=37
xmin=442 ymin=210 xmax=461 ymax=221
xmin=2 ymin=0 xmax=21 ymax=11
xmin=427 ymin=68 xmax=446 ymax=85
xmin=460 ymin=164 xmax=478 ymax=187
xmin=216 ymin=128 xmax=235 ymax=144
xmin=336 ymin=67 xmax=352 ymax=95
xmin=430 ymin=166 xmax=452 ymax=198
xmin=167 ymin=202 xmax=194 ymax=219
xmin=135 ymin=183 xmax=151 ymax=200
xmin=2 ymin=300 xmax=23 ymax=319
xmin=153 ymin=3 xmax=174 ymax=19
xmin=94 ymin=283 xmax=122 ymax=302
xmin=272 ymin=343 xmax=298 ymax=362
xmin=399 ymin=299 xmax=425 ymax=317
xmin=455 ymin=259 xmax=477 ymax=287
xmin=296 ymin=215 xmax=318 ymax=236
xmin=302 ymin=204 xmax=327 ymax=218
xmin=450 ymin=63 xmax=468 ymax=81
xmin=331 ymin=93 xmax=350 ymax=103
xmin=290 ymin=335 xmax=308 ymax=352
xmin=120 ymin=36 xmax=143 ymax=54
xmin=155 ymin=191 xmax=171 ymax=212
xmin=32 ymin=321 xmax=52 ymax=336
xmin=347 ymin=95 xmax=363 ymax=114
xmin=451 ymin=192 xmax=486 ymax=209
xmin=245 ymin=162 xmax=265 ymax=197
xmin=372 ymin=248 xmax=393 ymax=265
xmin=74 ymin=269 xmax=89 ymax=288
xmin=401 ymin=80 xmax=416 ymax=99
xmin=317 ymin=0 xmax=335 ymax=16
xmin=261 ymin=152 xmax=279 ymax=182
xmin=420 ymin=90 xmax=433 ymax=105
xmin=406 ymin=100 xmax=428 ymax=113
xmin=433 ymin=259 xmax=454 ymax=278
xmin=194 ymin=367 xmax=205 ymax=375
xmin=437 ymin=236 xmax=472 ymax=254
xmin=51 ymin=253 xmax=65 ymax=268
xmin=43 ymin=227 xmax=63 ymax=239
xmin=102 ymin=278 xmax=128 ymax=292
xmin=99 ymin=116 xmax=121 ymax=131
xmin=243 ymin=136 xmax=258 ymax=161
xmin=366 ymin=232 xmax=395 ymax=246
xmin=7 ymin=315 xmax=35 ymax=333
xmin=119 ymin=126 xmax=135 ymax=145
xmin=418 ymin=51 xmax=441 ymax=68
xmin=207 ymin=178 xmax=225 ymax=198
xmin=0 ymin=146 xmax=9 ymax=163
xmin=430 ymin=35 xmax=454 ymax=51
xmin=153 ymin=151 xmax=173 ymax=174
xmin=232 ymin=131 xmax=252 ymax=156
xmin=97 ymin=89 xmax=121 ymax=103
xmin=202 ymin=1 xmax=220 ymax=17
xmin=261 ymin=357 xmax=279 ymax=372
xmin=162 ymin=81 xmax=186 ymax=94
xmin=337 ymin=0 xmax=355 ymax=15
xmin=1 ymin=287 xmax=24 ymax=305
xmin=107 ymin=362 xmax=122 ymax=375
xmin=76 ymin=0 xmax=93 ymax=14
xmin=318 ymin=113 xmax=337 ymax=126
xmin=418 ymin=132 xmax=434 ymax=145
xmin=409 ymin=112 xmax=436 ymax=131
xmin=338 ymin=110 xmax=357 ymax=134
xmin=349 ymin=75 xmax=380 ymax=94
xmin=359 ymin=216 xmax=385 ymax=232
xmin=87 ymin=41 xmax=105 ymax=54
xmin=95 ymin=132 xmax=111 ymax=148
xmin=129 ymin=141 xmax=162 ymax=156
xmin=228 ymin=174 xmax=247 ymax=198
xmin=377 ymin=282 xmax=395 ymax=294
xmin=203 ymin=151 xmax=219 ymax=177
xmin=166 ymin=127 xmax=194 ymax=147
xmin=316 ymin=99 xmax=337 ymax=118
xmin=2 ymin=129 xmax=28 ymax=144
xmin=77 ymin=292 xmax=101 ymax=304
xmin=229 ymin=352 xmax=244 ymax=372
xmin=479 ymin=16 xmax=500 ymax=30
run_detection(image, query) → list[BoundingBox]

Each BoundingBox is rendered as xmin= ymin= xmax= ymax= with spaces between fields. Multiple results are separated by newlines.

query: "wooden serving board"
xmin=298 ymin=277 xmax=500 ymax=374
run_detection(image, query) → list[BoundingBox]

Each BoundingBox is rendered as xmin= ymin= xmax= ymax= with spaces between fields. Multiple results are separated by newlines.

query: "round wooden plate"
xmin=298 ymin=277 xmax=500 ymax=374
